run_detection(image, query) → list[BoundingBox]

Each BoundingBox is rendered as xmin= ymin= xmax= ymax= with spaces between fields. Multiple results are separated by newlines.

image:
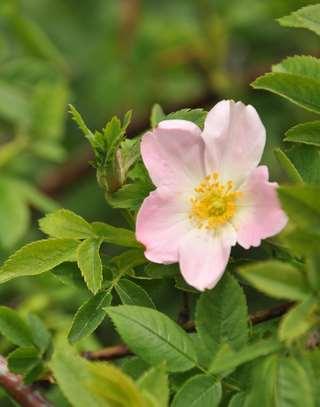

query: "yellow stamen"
xmin=189 ymin=172 xmax=242 ymax=230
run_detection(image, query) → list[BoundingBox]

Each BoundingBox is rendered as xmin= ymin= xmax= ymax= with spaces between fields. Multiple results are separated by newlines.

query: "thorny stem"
xmin=0 ymin=356 xmax=52 ymax=407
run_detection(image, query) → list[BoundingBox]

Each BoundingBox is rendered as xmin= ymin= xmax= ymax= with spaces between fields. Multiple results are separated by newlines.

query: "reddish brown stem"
xmin=0 ymin=356 xmax=52 ymax=407
xmin=82 ymin=344 xmax=132 ymax=361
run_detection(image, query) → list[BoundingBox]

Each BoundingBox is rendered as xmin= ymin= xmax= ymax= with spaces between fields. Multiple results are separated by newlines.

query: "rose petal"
xmin=141 ymin=119 xmax=205 ymax=190
xmin=178 ymin=228 xmax=231 ymax=291
xmin=202 ymin=100 xmax=266 ymax=186
xmin=233 ymin=166 xmax=288 ymax=249
xmin=136 ymin=187 xmax=192 ymax=263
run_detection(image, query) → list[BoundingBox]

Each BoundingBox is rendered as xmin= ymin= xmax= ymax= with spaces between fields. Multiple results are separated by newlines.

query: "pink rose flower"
xmin=136 ymin=100 xmax=287 ymax=291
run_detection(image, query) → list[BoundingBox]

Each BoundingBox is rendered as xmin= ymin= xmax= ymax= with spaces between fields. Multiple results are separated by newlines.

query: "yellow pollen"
xmin=189 ymin=172 xmax=242 ymax=230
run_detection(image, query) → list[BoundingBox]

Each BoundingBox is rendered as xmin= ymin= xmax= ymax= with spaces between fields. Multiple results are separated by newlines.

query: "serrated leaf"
xmin=279 ymin=297 xmax=318 ymax=343
xmin=284 ymin=121 xmax=320 ymax=147
xmin=0 ymin=307 xmax=34 ymax=347
xmin=273 ymin=55 xmax=320 ymax=81
xmin=252 ymin=72 xmax=320 ymax=114
xmin=115 ymin=279 xmax=155 ymax=308
xmin=278 ymin=185 xmax=320 ymax=231
xmin=39 ymin=209 xmax=94 ymax=239
xmin=69 ymin=104 xmax=94 ymax=141
xmin=0 ymin=239 xmax=79 ymax=284
xmin=77 ymin=238 xmax=103 ymax=294
xmin=68 ymin=291 xmax=112 ymax=344
xmin=92 ymin=221 xmax=141 ymax=248
xmin=50 ymin=339 xmax=147 ymax=407
xmin=196 ymin=274 xmax=248 ymax=357
xmin=106 ymin=305 xmax=197 ymax=372
xmin=7 ymin=347 xmax=40 ymax=375
xmin=238 ymin=260 xmax=310 ymax=301
xmin=138 ymin=365 xmax=169 ymax=407
xmin=279 ymin=4 xmax=320 ymax=36
xmin=209 ymin=338 xmax=281 ymax=375
xmin=172 ymin=374 xmax=221 ymax=407
xmin=274 ymin=148 xmax=303 ymax=183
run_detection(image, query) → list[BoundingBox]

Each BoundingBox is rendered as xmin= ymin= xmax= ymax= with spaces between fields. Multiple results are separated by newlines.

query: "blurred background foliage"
xmin=0 ymin=0 xmax=318 ymax=403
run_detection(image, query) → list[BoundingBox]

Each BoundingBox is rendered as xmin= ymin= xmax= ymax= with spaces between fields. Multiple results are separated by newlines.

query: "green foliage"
xmin=68 ymin=292 xmax=112 ymax=344
xmin=209 ymin=338 xmax=282 ymax=375
xmin=171 ymin=375 xmax=221 ymax=407
xmin=0 ymin=306 xmax=34 ymax=347
xmin=7 ymin=347 xmax=40 ymax=375
xmin=243 ymin=355 xmax=315 ymax=406
xmin=0 ymin=3 xmax=319 ymax=404
xmin=137 ymin=365 xmax=169 ymax=407
xmin=92 ymin=222 xmax=141 ymax=248
xmin=39 ymin=209 xmax=94 ymax=239
xmin=274 ymin=148 xmax=303 ymax=183
xmin=278 ymin=185 xmax=320 ymax=232
xmin=279 ymin=4 xmax=320 ymax=36
xmin=284 ymin=121 xmax=320 ymax=147
xmin=77 ymin=238 xmax=103 ymax=294
xmin=238 ymin=260 xmax=310 ymax=301
xmin=106 ymin=305 xmax=197 ymax=372
xmin=50 ymin=340 xmax=148 ymax=407
xmin=196 ymin=274 xmax=248 ymax=359
xmin=279 ymin=297 xmax=318 ymax=343
xmin=115 ymin=279 xmax=155 ymax=308
xmin=0 ymin=239 xmax=79 ymax=284
xmin=252 ymin=72 xmax=320 ymax=114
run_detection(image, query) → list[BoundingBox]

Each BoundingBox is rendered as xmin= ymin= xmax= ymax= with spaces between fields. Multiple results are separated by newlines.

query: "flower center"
xmin=189 ymin=172 xmax=242 ymax=230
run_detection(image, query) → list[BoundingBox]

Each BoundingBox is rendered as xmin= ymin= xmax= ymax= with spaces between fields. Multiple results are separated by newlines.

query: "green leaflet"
xmin=68 ymin=292 xmax=112 ymax=344
xmin=7 ymin=347 xmax=40 ymax=375
xmin=92 ymin=221 xmax=141 ymax=248
xmin=138 ymin=365 xmax=169 ymax=407
xmin=115 ymin=279 xmax=155 ymax=308
xmin=209 ymin=338 xmax=281 ymax=375
xmin=0 ymin=239 xmax=79 ymax=284
xmin=39 ymin=209 xmax=94 ymax=239
xmin=77 ymin=238 xmax=103 ymax=294
xmin=50 ymin=339 xmax=147 ymax=407
xmin=171 ymin=375 xmax=221 ymax=407
xmin=0 ymin=306 xmax=34 ymax=347
xmin=106 ymin=305 xmax=197 ymax=372
xmin=238 ymin=260 xmax=310 ymax=301
xmin=274 ymin=148 xmax=303 ymax=184
xmin=273 ymin=55 xmax=320 ymax=81
xmin=244 ymin=355 xmax=315 ymax=406
xmin=278 ymin=185 xmax=320 ymax=232
xmin=284 ymin=121 xmax=320 ymax=147
xmin=252 ymin=72 xmax=320 ymax=114
xmin=279 ymin=297 xmax=318 ymax=343
xmin=279 ymin=4 xmax=320 ymax=36
xmin=196 ymin=274 xmax=248 ymax=357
